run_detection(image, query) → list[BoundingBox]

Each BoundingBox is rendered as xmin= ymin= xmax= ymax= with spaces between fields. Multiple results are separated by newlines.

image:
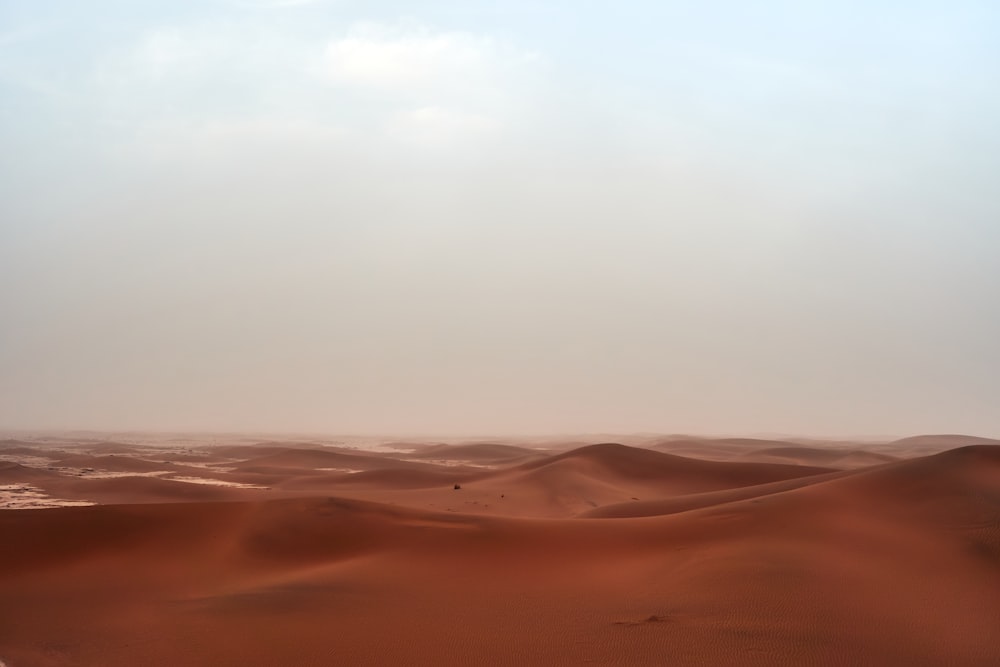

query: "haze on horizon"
xmin=1 ymin=1 xmax=998 ymax=438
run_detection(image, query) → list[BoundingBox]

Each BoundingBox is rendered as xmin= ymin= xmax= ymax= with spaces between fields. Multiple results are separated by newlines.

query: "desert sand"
xmin=1 ymin=432 xmax=998 ymax=666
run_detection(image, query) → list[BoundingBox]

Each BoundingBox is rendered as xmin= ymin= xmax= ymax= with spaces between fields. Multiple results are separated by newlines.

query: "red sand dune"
xmin=0 ymin=445 xmax=59 ymax=458
xmin=275 ymin=467 xmax=490 ymax=491
xmin=581 ymin=469 xmax=850 ymax=518
xmin=743 ymin=446 xmax=898 ymax=468
xmin=211 ymin=442 xmax=365 ymax=459
xmin=406 ymin=442 xmax=548 ymax=463
xmin=648 ymin=436 xmax=800 ymax=461
xmin=49 ymin=454 xmax=177 ymax=473
xmin=0 ymin=462 xmax=66 ymax=484
xmin=42 ymin=475 xmax=267 ymax=505
xmin=880 ymin=434 xmax=1000 ymax=457
xmin=315 ymin=443 xmax=833 ymax=519
xmin=228 ymin=448 xmax=436 ymax=473
xmin=890 ymin=434 xmax=1000 ymax=448
xmin=0 ymin=439 xmax=36 ymax=448
xmin=0 ymin=435 xmax=998 ymax=665
xmin=513 ymin=442 xmax=833 ymax=492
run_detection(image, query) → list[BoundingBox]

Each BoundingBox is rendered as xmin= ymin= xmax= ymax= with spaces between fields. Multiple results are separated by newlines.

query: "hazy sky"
xmin=2 ymin=0 xmax=999 ymax=437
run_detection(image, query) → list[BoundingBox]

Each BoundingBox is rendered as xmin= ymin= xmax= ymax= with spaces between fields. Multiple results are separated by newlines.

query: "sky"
xmin=1 ymin=0 xmax=999 ymax=437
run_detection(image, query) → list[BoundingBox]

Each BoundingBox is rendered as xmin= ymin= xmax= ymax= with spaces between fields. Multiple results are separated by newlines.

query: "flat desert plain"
xmin=1 ymin=433 xmax=999 ymax=666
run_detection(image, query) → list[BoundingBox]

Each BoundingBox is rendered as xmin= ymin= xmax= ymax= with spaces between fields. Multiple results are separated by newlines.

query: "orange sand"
xmin=0 ymin=434 xmax=998 ymax=665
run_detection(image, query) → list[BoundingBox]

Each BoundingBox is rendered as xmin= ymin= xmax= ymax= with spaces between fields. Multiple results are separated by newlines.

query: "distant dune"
xmin=210 ymin=442 xmax=356 ymax=458
xmin=743 ymin=446 xmax=898 ymax=468
xmin=887 ymin=434 xmax=1000 ymax=449
xmin=405 ymin=442 xmax=547 ymax=463
xmin=0 ymin=462 xmax=64 ymax=484
xmin=516 ymin=442 xmax=833 ymax=489
xmin=0 ymin=434 xmax=998 ymax=665
xmin=580 ymin=469 xmax=850 ymax=518
xmin=51 ymin=454 xmax=177 ymax=473
xmin=228 ymin=448 xmax=432 ymax=472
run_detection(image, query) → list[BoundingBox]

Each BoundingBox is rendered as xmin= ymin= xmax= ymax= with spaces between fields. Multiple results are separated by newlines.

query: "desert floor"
xmin=1 ymin=432 xmax=998 ymax=666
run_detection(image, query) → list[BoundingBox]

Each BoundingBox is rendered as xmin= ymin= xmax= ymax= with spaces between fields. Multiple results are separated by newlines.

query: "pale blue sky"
xmin=1 ymin=1 xmax=998 ymax=436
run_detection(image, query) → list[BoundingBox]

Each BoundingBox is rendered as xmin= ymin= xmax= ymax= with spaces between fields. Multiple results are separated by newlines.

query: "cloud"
xmin=91 ymin=19 xmax=322 ymax=128
xmin=321 ymin=21 xmax=539 ymax=144
xmin=324 ymin=22 xmax=493 ymax=90
xmin=84 ymin=18 xmax=541 ymax=157
xmin=323 ymin=21 xmax=538 ymax=93
xmin=96 ymin=22 xmax=303 ymax=86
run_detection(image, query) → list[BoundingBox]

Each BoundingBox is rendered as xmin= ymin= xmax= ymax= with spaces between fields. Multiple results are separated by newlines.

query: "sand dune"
xmin=1 ymin=435 xmax=998 ymax=665
xmin=276 ymin=467 xmax=488 ymax=491
xmin=50 ymin=454 xmax=180 ymax=473
xmin=0 ymin=462 xmax=65 ymax=484
xmin=648 ymin=436 xmax=804 ymax=461
xmin=743 ymin=446 xmax=898 ymax=468
xmin=0 ymin=445 xmax=60 ymax=458
xmin=0 ymin=439 xmax=36 ymax=449
xmin=519 ymin=442 xmax=833 ymax=488
xmin=885 ymin=434 xmax=1000 ymax=454
xmin=49 ymin=475 xmax=268 ymax=505
xmin=229 ymin=448 xmax=435 ymax=473
xmin=581 ymin=469 xmax=850 ymax=518
xmin=210 ymin=442 xmax=363 ymax=459
xmin=406 ymin=442 xmax=548 ymax=463
xmin=312 ymin=443 xmax=833 ymax=518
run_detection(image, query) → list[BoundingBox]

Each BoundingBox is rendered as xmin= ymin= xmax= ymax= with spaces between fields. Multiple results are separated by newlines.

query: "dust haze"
xmin=2 ymin=1 xmax=998 ymax=436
